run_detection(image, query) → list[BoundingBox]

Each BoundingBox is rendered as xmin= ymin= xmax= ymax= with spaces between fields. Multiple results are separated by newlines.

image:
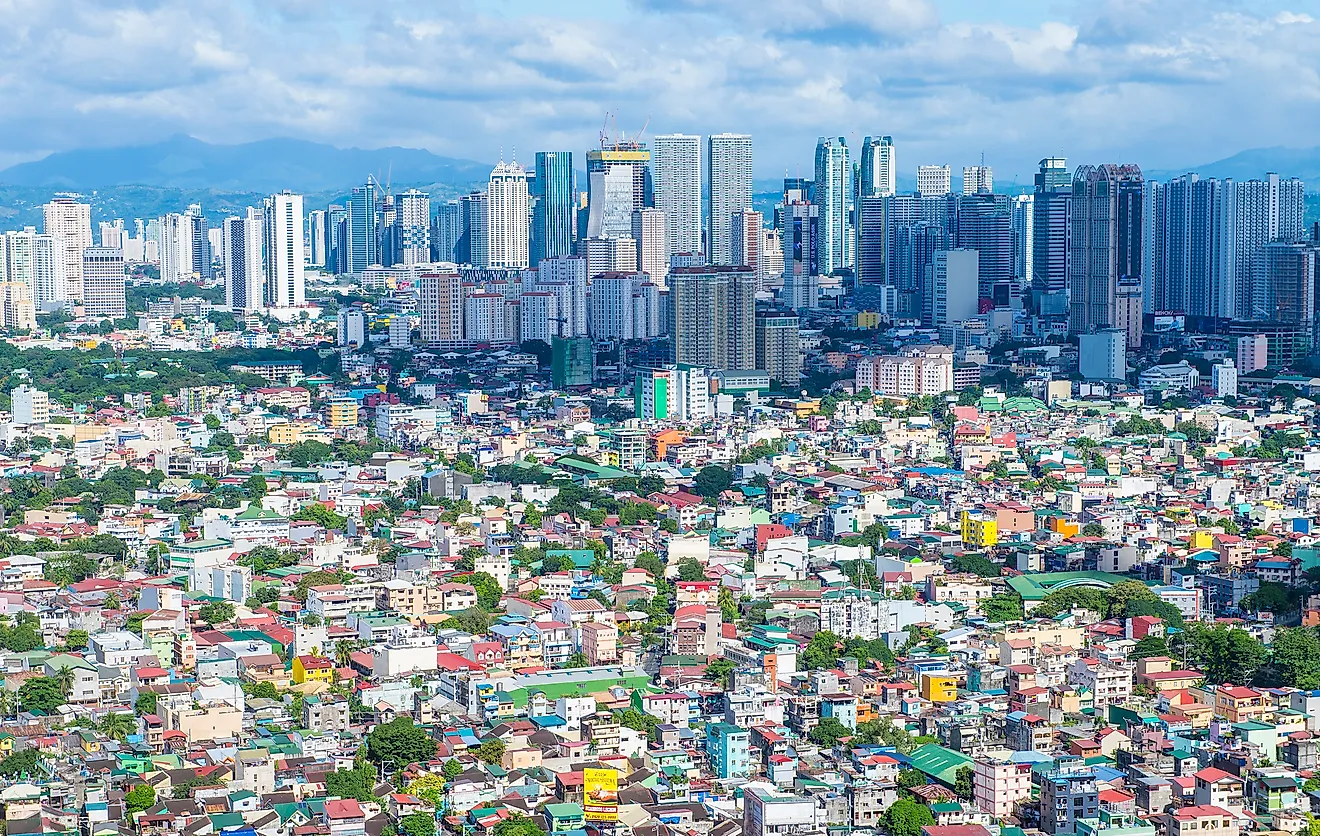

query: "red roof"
xmin=325 ymin=799 xmax=365 ymax=820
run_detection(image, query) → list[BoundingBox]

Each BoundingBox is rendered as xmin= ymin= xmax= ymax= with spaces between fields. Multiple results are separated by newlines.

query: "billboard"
xmin=583 ymin=767 xmax=619 ymax=822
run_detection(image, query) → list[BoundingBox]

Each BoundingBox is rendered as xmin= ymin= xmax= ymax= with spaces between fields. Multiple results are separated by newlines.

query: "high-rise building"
xmin=307 ymin=210 xmax=327 ymax=268
xmin=11 ymin=385 xmax=49 ymax=425
xmin=487 ymin=162 xmax=530 ymax=269
xmin=539 ymin=256 xmax=588 ymax=336
xmin=588 ymin=272 xmax=638 ymax=340
xmin=952 ymin=194 xmax=1014 ymax=301
xmin=464 ymin=292 xmax=515 ymax=345
xmin=222 ymin=210 xmax=264 ymax=313
xmin=632 ymin=208 xmax=668 ymax=283
xmin=533 ymin=152 xmax=575 ymax=264
xmin=782 ymin=202 xmax=820 ymax=310
xmin=583 ymin=237 xmax=636 ymax=278
xmin=1010 ymin=194 xmax=1033 ymax=282
xmin=755 ymin=311 xmax=802 ymax=384
xmin=418 ymin=272 xmax=463 ymax=346
xmin=670 ymin=265 xmax=757 ymax=370
xmin=81 ymin=247 xmax=126 ymax=319
xmin=1078 ymin=329 xmax=1127 ymax=381
xmin=917 ymin=165 xmax=952 ymax=197
xmin=1032 ymin=157 xmax=1072 ymax=314
xmin=928 ymin=249 xmax=980 ymax=326
xmin=962 ymin=165 xmax=993 ymax=195
xmin=706 ymin=134 xmax=753 ymax=266
xmin=31 ymin=233 xmax=65 ymax=310
xmin=1252 ymin=241 xmax=1316 ymax=362
xmin=0 ymin=282 xmax=35 ymax=331
xmin=263 ymin=191 xmax=306 ymax=309
xmin=552 ymin=336 xmax=594 ymax=387
xmin=327 ymin=204 xmax=348 ymax=274
xmin=433 ymin=201 xmax=462 ymax=264
xmin=99 ymin=220 xmax=123 ymax=249
xmin=859 ymin=136 xmax=896 ymax=198
xmin=465 ymin=192 xmax=489 ymax=268
xmin=1234 ymin=174 xmax=1305 ymax=320
xmin=854 ymin=196 xmax=887 ymax=290
xmin=185 ymin=206 xmax=212 ymax=279
xmin=395 ymin=189 xmax=431 ymax=266
xmin=42 ymin=197 xmax=91 ymax=302
xmin=652 ymin=134 xmax=702 ymax=258
xmin=586 ymin=145 xmax=650 ymax=241
xmin=338 ymin=309 xmax=366 ymax=347
xmin=1070 ymin=164 xmax=1145 ymax=350
xmin=1237 ymin=334 xmax=1268 ymax=373
xmin=159 ymin=213 xmax=193 ymax=282
xmin=814 ymin=137 xmax=852 ymax=274
xmin=519 ymin=291 xmax=558 ymax=344
xmin=346 ymin=182 xmax=378 ymax=273
xmin=731 ymin=210 xmax=764 ymax=284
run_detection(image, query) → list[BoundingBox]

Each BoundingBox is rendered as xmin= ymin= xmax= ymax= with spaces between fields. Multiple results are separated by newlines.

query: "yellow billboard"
xmin=583 ymin=767 xmax=619 ymax=822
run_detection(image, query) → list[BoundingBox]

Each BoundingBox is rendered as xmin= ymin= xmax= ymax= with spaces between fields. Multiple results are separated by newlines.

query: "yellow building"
xmin=920 ymin=673 xmax=957 ymax=703
xmin=268 ymin=421 xmax=321 ymax=446
xmin=292 ymin=654 xmax=335 ymax=685
xmin=1188 ymin=529 xmax=1215 ymax=551
xmin=961 ymin=510 xmax=999 ymax=548
xmin=855 ymin=311 xmax=881 ymax=329
xmin=325 ymin=398 xmax=359 ymax=429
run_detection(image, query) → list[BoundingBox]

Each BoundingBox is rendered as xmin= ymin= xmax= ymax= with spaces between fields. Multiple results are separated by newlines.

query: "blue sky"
xmin=2 ymin=0 xmax=1319 ymax=181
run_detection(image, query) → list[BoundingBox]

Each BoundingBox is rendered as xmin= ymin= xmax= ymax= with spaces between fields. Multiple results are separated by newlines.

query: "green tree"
xmin=950 ymin=553 xmax=1000 ymax=577
xmin=406 ymin=773 xmax=448 ymax=807
xmin=896 ymin=767 xmax=927 ymax=793
xmin=473 ymin=737 xmax=505 ymax=764
xmin=125 ymin=783 xmax=156 ymax=814
xmin=366 ymin=717 xmax=438 ymax=771
xmin=286 ymin=440 xmax=334 ymax=467
xmin=325 ymin=761 xmax=376 ymax=802
xmin=808 ymin=717 xmax=852 ymax=747
xmin=64 ymin=629 xmax=89 ymax=650
xmin=442 ymin=759 xmax=464 ymax=780
xmin=461 ymin=572 xmax=503 ymax=611
xmin=291 ymin=502 xmax=348 ymax=530
xmin=492 ymin=814 xmax=546 ymax=836
xmin=135 ymin=692 xmax=158 ymax=716
xmin=1081 ymin=523 xmax=1106 ymax=537
xmin=692 ymin=465 xmax=732 ymax=499
xmin=801 ymin=631 xmax=841 ymax=671
xmin=1177 ymin=624 xmax=1267 ymax=684
xmin=954 ymin=765 xmax=974 ymax=800
xmin=980 ymin=593 xmax=1024 ymax=623
xmin=706 ymin=658 xmax=734 ymax=688
xmin=881 ymin=798 xmax=934 ymax=836
xmin=677 ymin=558 xmax=706 ymax=582
xmin=1261 ymin=627 xmax=1320 ymax=689
xmin=244 ymin=474 xmax=268 ymax=499
xmin=100 ymin=712 xmax=135 ymax=741
xmin=400 ymin=813 xmax=436 ymax=836
xmin=718 ymin=587 xmax=739 ymax=622
xmin=0 ymin=749 xmax=41 ymax=778
xmin=198 ymin=601 xmax=236 ymax=628
xmin=1241 ymin=582 xmax=1295 ymax=614
xmin=18 ymin=676 xmax=65 ymax=714
xmin=1130 ymin=634 xmax=1169 ymax=660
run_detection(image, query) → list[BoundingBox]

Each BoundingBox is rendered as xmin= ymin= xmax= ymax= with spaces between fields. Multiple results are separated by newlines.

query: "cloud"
xmin=0 ymin=0 xmax=1317 ymax=181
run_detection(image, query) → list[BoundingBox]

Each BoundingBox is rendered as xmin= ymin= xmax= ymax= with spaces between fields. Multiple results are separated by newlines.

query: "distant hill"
xmin=1146 ymin=146 xmax=1320 ymax=184
xmin=0 ymin=135 xmax=492 ymax=193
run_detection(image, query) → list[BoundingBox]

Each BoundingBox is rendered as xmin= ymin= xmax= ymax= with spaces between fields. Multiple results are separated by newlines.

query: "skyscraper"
xmin=433 ymin=201 xmax=462 ymax=263
xmin=1010 ymin=194 xmax=1034 ymax=282
xmin=1235 ymin=174 xmax=1305 ymax=320
xmin=307 ymin=210 xmax=327 ymax=268
xmin=706 ymin=134 xmax=753 ymax=266
xmin=222 ymin=210 xmax=264 ymax=313
xmin=159 ymin=213 xmax=192 ymax=282
xmin=263 ymin=192 xmax=305 ymax=309
xmin=487 ymin=162 xmax=530 ymax=269
xmin=42 ymin=197 xmax=91 ymax=302
xmin=185 ymin=206 xmax=212 ymax=279
xmin=962 ymin=165 xmax=993 ymax=195
xmin=1070 ymin=164 xmax=1145 ymax=349
xmin=781 ymin=202 xmax=819 ymax=309
xmin=731 ymin=210 xmax=764 ymax=285
xmin=814 ymin=136 xmax=851 ymax=274
xmin=533 ymin=151 xmax=575 ymax=263
xmin=632 ymin=208 xmax=668 ymax=282
xmin=465 ymin=192 xmax=489 ymax=268
xmin=652 ymin=134 xmax=702 ymax=258
xmin=396 ymin=189 xmax=431 ymax=265
xmin=859 ymin=136 xmax=896 ymax=198
xmin=855 ymin=196 xmax=887 ymax=289
xmin=755 ymin=311 xmax=802 ymax=384
xmin=539 ymin=256 xmax=589 ymax=336
xmin=586 ymin=145 xmax=650 ymax=241
xmin=1032 ymin=157 xmax=1072 ymax=315
xmin=952 ymin=194 xmax=1014 ymax=301
xmin=31 ymin=233 xmax=65 ymax=310
xmin=670 ymin=265 xmax=757 ymax=370
xmin=1253 ymin=242 xmax=1316 ymax=363
xmin=418 ymin=272 xmax=463 ymax=345
xmin=917 ymin=165 xmax=952 ymax=196
xmin=345 ymin=182 xmax=378 ymax=273
xmin=81 ymin=247 xmax=126 ymax=319
xmin=327 ymin=204 xmax=347 ymax=274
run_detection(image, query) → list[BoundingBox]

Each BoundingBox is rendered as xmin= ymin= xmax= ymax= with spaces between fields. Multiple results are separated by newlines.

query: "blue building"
xmin=345 ymin=182 xmax=378 ymax=273
xmin=820 ymin=694 xmax=858 ymax=730
xmin=1040 ymin=760 xmax=1099 ymax=834
xmin=707 ymin=722 xmax=750 ymax=779
xmin=533 ymin=151 xmax=576 ymax=264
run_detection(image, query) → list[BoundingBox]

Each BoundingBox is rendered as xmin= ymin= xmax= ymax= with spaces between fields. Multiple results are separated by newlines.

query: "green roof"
xmin=236 ymin=503 xmax=287 ymax=521
xmin=1006 ymin=571 xmax=1148 ymax=602
xmin=907 ymin=743 xmax=974 ymax=786
xmin=545 ymin=803 xmax=584 ymax=819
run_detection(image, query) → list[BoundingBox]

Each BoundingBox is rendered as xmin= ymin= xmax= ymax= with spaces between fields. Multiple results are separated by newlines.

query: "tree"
xmin=100 ymin=711 xmax=135 ymax=741
xmin=1131 ymin=634 xmax=1169 ymax=660
xmin=677 ymin=558 xmax=706 ymax=582
xmin=692 ymin=465 xmax=732 ymax=499
xmin=718 ymin=587 xmax=739 ymax=622
xmin=808 ymin=717 xmax=852 ymax=747
xmin=1261 ymin=627 xmax=1320 ymax=689
xmin=461 ymin=572 xmax=503 ymax=611
xmin=801 ymin=631 xmax=841 ymax=671
xmin=286 ymin=440 xmax=334 ymax=468
xmin=1081 ymin=523 xmax=1106 ymax=537
xmin=1176 ymin=624 xmax=1266 ymax=685
xmin=406 ymin=773 xmax=448 ymax=806
xmin=880 ymin=798 xmax=934 ymax=836
xmin=400 ymin=813 xmax=436 ymax=836
xmin=0 ymin=748 xmax=41 ymax=778
xmin=135 ymin=692 xmax=158 ymax=716
xmin=473 ymin=737 xmax=505 ymax=764
xmin=896 ymin=767 xmax=927 ymax=793
xmin=244 ymin=474 xmax=268 ymax=499
xmin=1241 ymin=582 xmax=1295 ymax=614
xmin=18 ymin=676 xmax=65 ymax=714
xmin=565 ymin=652 xmax=589 ymax=668
xmin=198 ymin=601 xmax=236 ymax=628
xmin=705 ymin=658 xmax=734 ymax=688
xmin=125 ymin=783 xmax=156 ymax=815
xmin=291 ymin=502 xmax=348 ymax=531
xmin=325 ymin=761 xmax=376 ymax=802
xmin=64 ymin=629 xmax=89 ymax=650
xmin=366 ymin=717 xmax=437 ymax=771
xmin=442 ymin=759 xmax=464 ymax=780
xmin=950 ymin=553 xmax=1000 ymax=578
xmin=980 ymin=593 xmax=1024 ymax=623
xmin=492 ymin=814 xmax=546 ymax=836
xmin=954 ymin=765 xmax=974 ymax=800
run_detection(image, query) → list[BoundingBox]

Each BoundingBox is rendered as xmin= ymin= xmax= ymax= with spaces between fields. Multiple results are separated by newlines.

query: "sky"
xmin=3 ymin=0 xmax=1319 ymax=181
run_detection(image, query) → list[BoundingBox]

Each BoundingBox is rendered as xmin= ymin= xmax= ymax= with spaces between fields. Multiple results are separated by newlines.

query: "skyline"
xmin=2 ymin=1 xmax=1319 ymax=181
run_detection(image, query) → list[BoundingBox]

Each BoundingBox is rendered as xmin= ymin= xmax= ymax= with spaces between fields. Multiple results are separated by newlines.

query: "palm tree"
xmin=0 ymin=689 xmax=14 ymax=720
xmin=52 ymin=665 xmax=76 ymax=698
xmin=100 ymin=712 xmax=134 ymax=741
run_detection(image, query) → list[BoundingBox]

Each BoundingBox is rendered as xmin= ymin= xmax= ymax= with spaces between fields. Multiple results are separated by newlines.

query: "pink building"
xmin=1237 ymin=334 xmax=1268 ymax=374
xmin=973 ymin=757 xmax=1033 ymax=818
